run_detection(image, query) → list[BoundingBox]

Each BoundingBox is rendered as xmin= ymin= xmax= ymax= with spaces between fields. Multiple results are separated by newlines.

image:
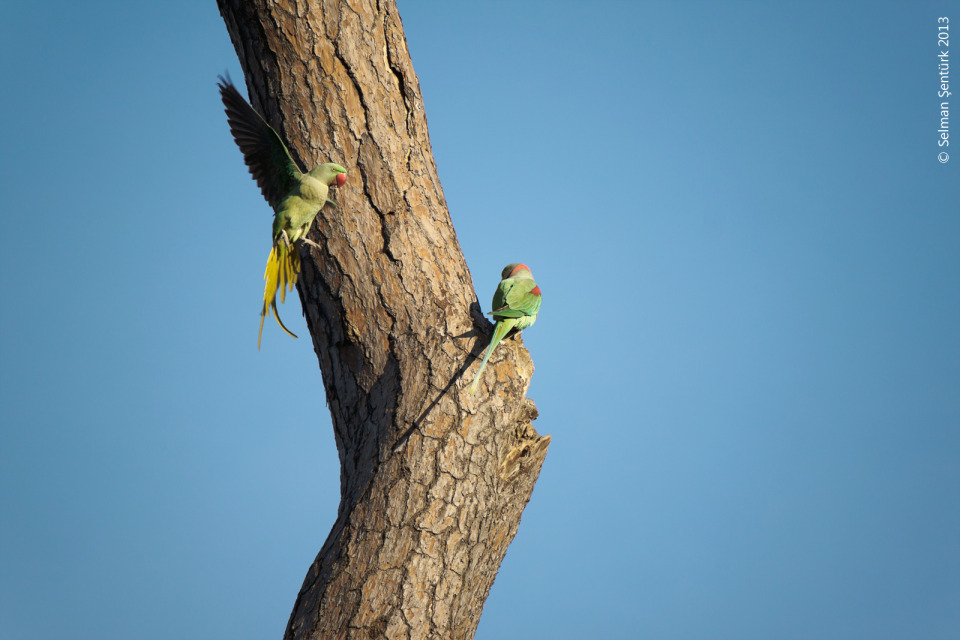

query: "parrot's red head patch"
xmin=336 ymin=172 xmax=347 ymax=186
xmin=510 ymin=263 xmax=531 ymax=277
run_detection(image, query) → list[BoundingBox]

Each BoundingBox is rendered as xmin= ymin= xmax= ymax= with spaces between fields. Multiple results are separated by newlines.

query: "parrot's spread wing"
xmin=219 ymin=76 xmax=303 ymax=210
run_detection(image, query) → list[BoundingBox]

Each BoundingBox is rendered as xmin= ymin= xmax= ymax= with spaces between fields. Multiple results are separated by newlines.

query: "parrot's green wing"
xmin=491 ymin=279 xmax=542 ymax=319
xmin=219 ymin=76 xmax=303 ymax=210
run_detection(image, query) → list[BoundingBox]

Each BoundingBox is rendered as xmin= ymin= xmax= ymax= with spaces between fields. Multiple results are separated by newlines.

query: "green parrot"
xmin=469 ymin=263 xmax=542 ymax=395
xmin=218 ymin=76 xmax=348 ymax=348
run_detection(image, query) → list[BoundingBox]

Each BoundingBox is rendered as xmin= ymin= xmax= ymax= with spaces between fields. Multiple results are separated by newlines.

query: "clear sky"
xmin=1 ymin=1 xmax=957 ymax=639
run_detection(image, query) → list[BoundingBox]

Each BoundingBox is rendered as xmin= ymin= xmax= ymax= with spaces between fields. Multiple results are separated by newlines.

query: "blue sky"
xmin=1 ymin=1 xmax=957 ymax=638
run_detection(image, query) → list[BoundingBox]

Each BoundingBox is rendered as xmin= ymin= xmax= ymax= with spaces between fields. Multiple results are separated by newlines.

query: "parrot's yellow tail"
xmin=259 ymin=242 xmax=301 ymax=348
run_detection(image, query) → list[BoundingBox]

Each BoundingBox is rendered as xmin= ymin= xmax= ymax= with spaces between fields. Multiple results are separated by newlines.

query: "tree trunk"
xmin=216 ymin=1 xmax=550 ymax=638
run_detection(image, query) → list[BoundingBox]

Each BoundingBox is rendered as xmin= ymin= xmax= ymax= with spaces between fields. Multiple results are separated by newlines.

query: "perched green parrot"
xmin=469 ymin=263 xmax=542 ymax=395
xmin=218 ymin=76 xmax=348 ymax=348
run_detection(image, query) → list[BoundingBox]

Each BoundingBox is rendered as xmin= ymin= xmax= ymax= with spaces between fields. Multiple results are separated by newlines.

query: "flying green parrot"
xmin=218 ymin=76 xmax=348 ymax=348
xmin=469 ymin=263 xmax=542 ymax=395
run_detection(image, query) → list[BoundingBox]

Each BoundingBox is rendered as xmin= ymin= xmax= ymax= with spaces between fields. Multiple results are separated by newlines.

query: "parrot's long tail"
xmin=259 ymin=242 xmax=301 ymax=349
xmin=469 ymin=318 xmax=518 ymax=395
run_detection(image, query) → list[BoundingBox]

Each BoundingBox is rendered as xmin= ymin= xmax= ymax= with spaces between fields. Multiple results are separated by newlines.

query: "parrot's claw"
xmin=280 ymin=230 xmax=292 ymax=248
xmin=302 ymin=238 xmax=323 ymax=250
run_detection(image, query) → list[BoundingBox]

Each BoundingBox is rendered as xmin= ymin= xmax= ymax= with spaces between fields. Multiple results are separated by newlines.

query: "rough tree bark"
xmin=217 ymin=1 xmax=550 ymax=638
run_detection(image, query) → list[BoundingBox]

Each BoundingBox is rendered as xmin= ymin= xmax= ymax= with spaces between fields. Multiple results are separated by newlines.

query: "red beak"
xmin=336 ymin=173 xmax=347 ymax=186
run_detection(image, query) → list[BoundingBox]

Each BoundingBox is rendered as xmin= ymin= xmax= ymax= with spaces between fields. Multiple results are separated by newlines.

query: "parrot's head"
xmin=502 ymin=263 xmax=533 ymax=280
xmin=316 ymin=163 xmax=348 ymax=187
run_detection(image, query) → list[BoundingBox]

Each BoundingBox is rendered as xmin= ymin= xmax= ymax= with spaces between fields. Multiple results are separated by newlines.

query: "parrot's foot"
xmin=302 ymin=238 xmax=323 ymax=250
xmin=280 ymin=230 xmax=292 ymax=248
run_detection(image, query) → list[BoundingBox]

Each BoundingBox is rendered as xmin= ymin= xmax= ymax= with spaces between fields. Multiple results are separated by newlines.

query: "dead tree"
xmin=217 ymin=1 xmax=550 ymax=638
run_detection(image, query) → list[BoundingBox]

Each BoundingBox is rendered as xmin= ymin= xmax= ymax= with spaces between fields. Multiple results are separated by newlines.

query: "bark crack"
xmin=383 ymin=9 xmax=412 ymax=132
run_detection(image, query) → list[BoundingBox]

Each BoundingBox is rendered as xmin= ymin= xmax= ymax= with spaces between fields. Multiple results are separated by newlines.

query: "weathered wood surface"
xmin=217 ymin=1 xmax=550 ymax=638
